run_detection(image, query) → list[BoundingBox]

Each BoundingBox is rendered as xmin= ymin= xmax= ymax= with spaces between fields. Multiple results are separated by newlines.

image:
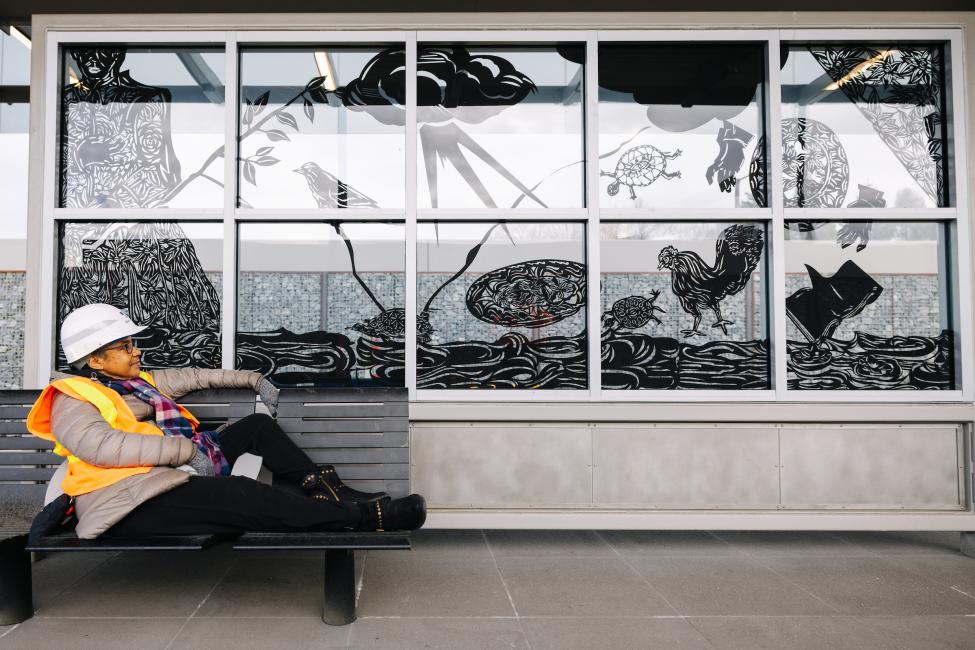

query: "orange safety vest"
xmin=27 ymin=371 xmax=200 ymax=497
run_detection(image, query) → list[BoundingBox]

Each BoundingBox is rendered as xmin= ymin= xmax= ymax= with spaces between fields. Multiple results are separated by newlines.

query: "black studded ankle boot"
xmin=356 ymin=494 xmax=427 ymax=531
xmin=300 ymin=465 xmax=388 ymax=503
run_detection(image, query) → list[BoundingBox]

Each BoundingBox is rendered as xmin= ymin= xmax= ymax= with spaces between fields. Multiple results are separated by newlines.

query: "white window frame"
xmin=39 ymin=28 xmax=971 ymax=404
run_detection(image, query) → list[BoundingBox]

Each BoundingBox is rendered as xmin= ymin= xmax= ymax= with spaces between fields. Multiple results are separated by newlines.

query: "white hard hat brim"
xmin=61 ymin=308 xmax=148 ymax=365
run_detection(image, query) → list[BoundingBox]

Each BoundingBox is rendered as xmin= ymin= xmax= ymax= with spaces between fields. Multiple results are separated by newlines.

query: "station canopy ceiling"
xmin=3 ymin=0 xmax=973 ymax=21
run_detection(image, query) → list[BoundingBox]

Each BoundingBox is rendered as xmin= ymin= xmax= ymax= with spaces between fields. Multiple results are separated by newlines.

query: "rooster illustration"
xmin=657 ymin=224 xmax=764 ymax=338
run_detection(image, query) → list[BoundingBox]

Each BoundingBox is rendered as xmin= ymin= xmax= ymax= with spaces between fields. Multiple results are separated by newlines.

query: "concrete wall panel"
xmin=779 ymin=426 xmax=963 ymax=509
xmin=593 ymin=425 xmax=780 ymax=507
xmin=411 ymin=424 xmax=592 ymax=508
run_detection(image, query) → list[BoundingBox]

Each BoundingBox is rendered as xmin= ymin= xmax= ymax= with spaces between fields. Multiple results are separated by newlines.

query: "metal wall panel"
xmin=779 ymin=425 xmax=963 ymax=509
xmin=593 ymin=425 xmax=780 ymax=507
xmin=412 ymin=422 xmax=966 ymax=512
xmin=411 ymin=424 xmax=592 ymax=508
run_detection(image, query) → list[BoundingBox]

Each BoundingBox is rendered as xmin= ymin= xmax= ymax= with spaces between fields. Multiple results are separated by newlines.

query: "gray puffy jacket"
xmin=49 ymin=368 xmax=262 ymax=539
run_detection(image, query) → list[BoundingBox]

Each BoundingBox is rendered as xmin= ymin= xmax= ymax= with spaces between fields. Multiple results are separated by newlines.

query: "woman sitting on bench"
xmin=28 ymin=303 xmax=426 ymax=540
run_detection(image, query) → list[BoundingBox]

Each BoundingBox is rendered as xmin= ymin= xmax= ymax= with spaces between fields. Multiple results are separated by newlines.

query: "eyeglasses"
xmin=102 ymin=339 xmax=137 ymax=355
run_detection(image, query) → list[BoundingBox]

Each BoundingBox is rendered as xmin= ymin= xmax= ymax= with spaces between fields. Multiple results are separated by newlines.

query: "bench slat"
xmin=0 ymin=423 xmax=32 ymax=434
xmin=0 ymin=436 xmax=51 ymax=449
xmin=326 ymin=465 xmax=409 ymax=480
xmin=287 ymin=431 xmax=407 ymax=448
xmin=305 ymin=448 xmax=407 ymax=464
xmin=276 ymin=402 xmax=406 ymax=419
xmin=233 ymin=531 xmax=411 ymax=550
xmin=0 ymin=452 xmax=61 ymax=465
xmin=279 ymin=418 xmax=407 ymax=434
xmin=0 ymin=467 xmax=57 ymax=481
xmin=277 ymin=388 xmax=407 ymax=403
xmin=0 ymin=406 xmax=32 ymax=418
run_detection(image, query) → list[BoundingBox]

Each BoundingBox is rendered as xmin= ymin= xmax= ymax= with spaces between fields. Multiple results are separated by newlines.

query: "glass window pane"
xmin=238 ymin=46 xmax=405 ymax=209
xmin=418 ymin=222 xmax=586 ymax=388
xmin=237 ymin=222 xmax=405 ymax=386
xmin=0 ymin=29 xmax=30 ymax=388
xmin=601 ymin=222 xmax=769 ymax=389
xmin=56 ymin=222 xmax=223 ymax=371
xmin=779 ymin=44 xmax=949 ymax=208
xmin=58 ymin=46 xmax=225 ymax=208
xmin=417 ymin=45 xmax=585 ymax=209
xmin=785 ymin=220 xmax=954 ymax=389
xmin=598 ymin=43 xmax=768 ymax=209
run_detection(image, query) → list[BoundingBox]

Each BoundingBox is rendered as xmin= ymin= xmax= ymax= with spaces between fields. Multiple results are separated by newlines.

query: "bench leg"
xmin=961 ymin=532 xmax=975 ymax=558
xmin=323 ymin=549 xmax=356 ymax=626
xmin=0 ymin=535 xmax=33 ymax=625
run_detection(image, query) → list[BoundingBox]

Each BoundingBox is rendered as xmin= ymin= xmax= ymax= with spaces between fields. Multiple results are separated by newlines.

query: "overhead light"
xmin=314 ymin=51 xmax=338 ymax=91
xmin=9 ymin=25 xmax=30 ymax=50
xmin=823 ymin=49 xmax=895 ymax=91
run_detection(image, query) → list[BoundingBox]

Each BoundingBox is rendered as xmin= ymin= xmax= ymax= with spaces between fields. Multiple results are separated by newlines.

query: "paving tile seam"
xmin=592 ymin=530 xmax=683 ymax=617
xmin=858 ymin=551 xmax=975 ymax=601
xmin=741 ymin=552 xmax=845 ymax=614
xmin=481 ymin=530 xmax=534 ymax=650
xmin=0 ymin=624 xmax=20 ymax=639
xmin=34 ymin=551 xmax=119 ymax=608
xmin=162 ymin=555 xmax=237 ymax=650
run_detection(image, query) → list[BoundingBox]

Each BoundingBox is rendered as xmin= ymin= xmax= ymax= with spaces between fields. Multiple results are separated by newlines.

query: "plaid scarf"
xmin=99 ymin=376 xmax=230 ymax=476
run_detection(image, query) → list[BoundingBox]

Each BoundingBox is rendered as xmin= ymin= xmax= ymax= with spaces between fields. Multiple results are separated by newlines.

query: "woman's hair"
xmin=69 ymin=341 xmax=113 ymax=373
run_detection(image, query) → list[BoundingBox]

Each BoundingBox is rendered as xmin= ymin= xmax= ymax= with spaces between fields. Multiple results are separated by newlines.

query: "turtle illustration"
xmin=352 ymin=309 xmax=435 ymax=344
xmin=601 ymin=146 xmax=682 ymax=200
xmin=602 ymin=292 xmax=666 ymax=335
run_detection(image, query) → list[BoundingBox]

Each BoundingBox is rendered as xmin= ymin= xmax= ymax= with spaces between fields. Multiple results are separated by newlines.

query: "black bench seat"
xmin=27 ymin=533 xmax=224 ymax=552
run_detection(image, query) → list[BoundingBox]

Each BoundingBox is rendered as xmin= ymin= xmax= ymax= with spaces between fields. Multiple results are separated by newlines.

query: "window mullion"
xmin=585 ymin=33 xmax=601 ymax=401
xmin=767 ymin=30 xmax=788 ymax=401
xmin=222 ymin=32 xmax=238 ymax=371
xmin=405 ymin=33 xmax=419 ymax=401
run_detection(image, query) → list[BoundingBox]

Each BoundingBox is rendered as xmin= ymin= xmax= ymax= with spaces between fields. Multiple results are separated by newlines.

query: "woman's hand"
xmin=257 ymin=376 xmax=280 ymax=418
xmin=185 ymin=448 xmax=215 ymax=477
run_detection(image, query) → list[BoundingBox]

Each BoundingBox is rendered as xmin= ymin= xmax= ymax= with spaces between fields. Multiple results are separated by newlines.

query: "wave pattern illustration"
xmin=602 ymin=336 xmax=769 ymax=390
xmin=787 ymin=331 xmax=953 ymax=390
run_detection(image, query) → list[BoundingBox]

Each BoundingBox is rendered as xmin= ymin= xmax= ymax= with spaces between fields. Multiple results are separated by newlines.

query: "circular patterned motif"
xmin=615 ymin=146 xmax=668 ymax=188
xmin=781 ymin=118 xmax=849 ymax=208
xmin=749 ymin=118 xmax=849 ymax=209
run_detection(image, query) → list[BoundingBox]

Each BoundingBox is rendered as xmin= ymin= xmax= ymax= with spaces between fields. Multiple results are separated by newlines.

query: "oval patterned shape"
xmin=465 ymin=259 xmax=586 ymax=328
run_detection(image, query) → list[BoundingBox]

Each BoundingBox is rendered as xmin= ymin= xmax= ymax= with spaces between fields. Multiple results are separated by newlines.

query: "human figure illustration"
xmin=60 ymin=47 xmax=181 ymax=208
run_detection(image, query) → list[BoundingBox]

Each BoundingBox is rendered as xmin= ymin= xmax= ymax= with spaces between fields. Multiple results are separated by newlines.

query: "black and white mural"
xmin=417 ymin=223 xmax=587 ymax=389
xmin=56 ymin=222 xmax=222 ymax=370
xmin=236 ymin=45 xmax=582 ymax=209
xmin=601 ymin=223 xmax=770 ymax=390
xmin=785 ymin=221 xmax=954 ymax=390
xmin=767 ymin=44 xmax=948 ymax=209
xmin=596 ymin=43 xmax=767 ymax=209
xmin=59 ymin=47 xmax=225 ymax=208
xmin=237 ymin=47 xmax=400 ymax=209
xmin=235 ymin=222 xmax=405 ymax=387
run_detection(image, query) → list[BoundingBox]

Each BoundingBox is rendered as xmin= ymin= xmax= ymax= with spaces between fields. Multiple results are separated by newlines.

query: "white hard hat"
xmin=60 ymin=303 xmax=146 ymax=367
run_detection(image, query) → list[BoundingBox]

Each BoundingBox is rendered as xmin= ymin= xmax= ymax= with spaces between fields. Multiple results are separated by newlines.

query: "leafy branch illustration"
xmin=160 ymin=76 xmax=332 ymax=205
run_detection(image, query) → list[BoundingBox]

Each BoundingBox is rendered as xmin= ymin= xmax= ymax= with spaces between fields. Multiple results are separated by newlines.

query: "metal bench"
xmin=233 ymin=386 xmax=412 ymax=624
xmin=0 ymin=386 xmax=411 ymax=626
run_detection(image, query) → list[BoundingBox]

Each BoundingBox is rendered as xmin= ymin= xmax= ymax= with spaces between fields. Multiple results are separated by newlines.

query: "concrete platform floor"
xmin=2 ymin=530 xmax=975 ymax=649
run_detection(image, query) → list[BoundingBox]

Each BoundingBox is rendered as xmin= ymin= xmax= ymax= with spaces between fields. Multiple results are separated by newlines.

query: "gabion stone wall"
xmin=0 ymin=272 xmax=25 ymax=389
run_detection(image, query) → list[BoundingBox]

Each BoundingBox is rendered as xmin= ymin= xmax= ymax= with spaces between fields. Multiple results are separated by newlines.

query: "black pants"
xmin=107 ymin=414 xmax=359 ymax=536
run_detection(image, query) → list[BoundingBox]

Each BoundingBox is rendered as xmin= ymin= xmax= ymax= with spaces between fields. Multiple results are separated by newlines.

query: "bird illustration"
xmin=657 ymin=224 xmax=764 ymax=338
xmin=293 ymin=162 xmax=379 ymax=208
